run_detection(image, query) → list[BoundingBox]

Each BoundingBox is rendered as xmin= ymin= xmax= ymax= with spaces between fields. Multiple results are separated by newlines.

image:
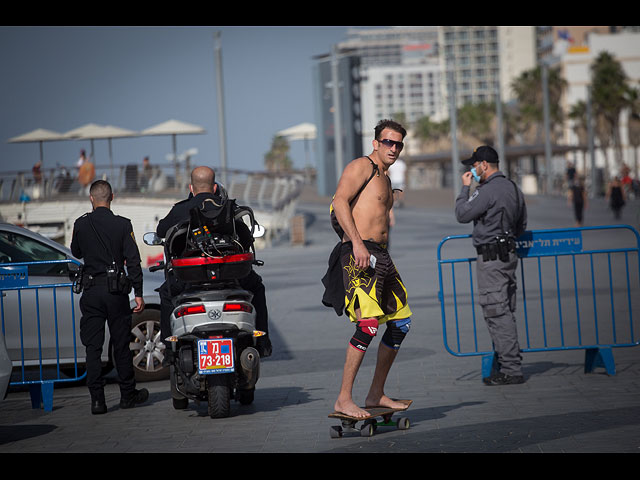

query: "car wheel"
xmin=130 ymin=309 xmax=168 ymax=382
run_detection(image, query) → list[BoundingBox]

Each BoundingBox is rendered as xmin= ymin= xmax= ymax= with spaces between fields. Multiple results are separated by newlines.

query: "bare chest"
xmin=354 ymin=173 xmax=393 ymax=209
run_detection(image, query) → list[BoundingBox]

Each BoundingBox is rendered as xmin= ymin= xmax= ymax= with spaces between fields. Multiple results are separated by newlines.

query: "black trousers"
xmin=79 ymin=280 xmax=135 ymax=401
xmin=159 ymin=269 xmax=269 ymax=347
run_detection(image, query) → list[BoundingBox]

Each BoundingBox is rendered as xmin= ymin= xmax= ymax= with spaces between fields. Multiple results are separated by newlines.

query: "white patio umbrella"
xmin=277 ymin=122 xmax=317 ymax=141
xmin=76 ymin=125 xmax=139 ymax=179
xmin=62 ymin=123 xmax=106 ymax=161
xmin=7 ymin=128 xmax=66 ymax=168
xmin=140 ymin=119 xmax=205 ymax=163
xmin=277 ymin=122 xmax=317 ymax=165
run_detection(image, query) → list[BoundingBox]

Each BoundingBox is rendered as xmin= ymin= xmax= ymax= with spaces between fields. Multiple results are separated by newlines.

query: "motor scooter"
xmin=143 ymin=194 xmax=266 ymax=418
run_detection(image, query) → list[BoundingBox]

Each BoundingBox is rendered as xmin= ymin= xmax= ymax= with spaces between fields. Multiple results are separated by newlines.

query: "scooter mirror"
xmin=143 ymin=232 xmax=162 ymax=246
xmin=252 ymin=224 xmax=266 ymax=238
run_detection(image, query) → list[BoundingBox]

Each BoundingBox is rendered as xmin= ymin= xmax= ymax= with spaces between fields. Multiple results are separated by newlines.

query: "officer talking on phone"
xmin=454 ymin=146 xmax=528 ymax=385
xmin=71 ymin=180 xmax=148 ymax=414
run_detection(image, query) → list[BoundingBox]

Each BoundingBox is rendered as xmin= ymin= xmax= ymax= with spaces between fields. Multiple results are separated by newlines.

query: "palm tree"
xmin=568 ymin=100 xmax=589 ymax=171
xmin=590 ymin=51 xmax=632 ymax=173
xmin=626 ymin=87 xmax=640 ymax=178
xmin=264 ymin=135 xmax=292 ymax=172
xmin=510 ymin=65 xmax=567 ymax=144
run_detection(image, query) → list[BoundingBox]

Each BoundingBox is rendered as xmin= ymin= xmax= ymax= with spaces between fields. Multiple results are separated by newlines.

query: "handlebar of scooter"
xmin=149 ymin=261 xmax=165 ymax=272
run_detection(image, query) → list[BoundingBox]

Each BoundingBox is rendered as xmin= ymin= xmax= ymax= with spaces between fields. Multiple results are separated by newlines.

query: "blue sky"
xmin=0 ymin=26 xmax=374 ymax=175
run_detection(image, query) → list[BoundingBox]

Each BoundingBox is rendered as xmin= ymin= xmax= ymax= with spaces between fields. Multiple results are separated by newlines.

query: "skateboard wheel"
xmin=330 ymin=426 xmax=343 ymax=438
xmin=360 ymin=423 xmax=374 ymax=437
xmin=364 ymin=418 xmax=378 ymax=432
xmin=397 ymin=417 xmax=410 ymax=430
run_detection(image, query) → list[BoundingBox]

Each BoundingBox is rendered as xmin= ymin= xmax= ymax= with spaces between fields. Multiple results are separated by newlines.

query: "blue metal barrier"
xmin=437 ymin=225 xmax=640 ymax=377
xmin=0 ymin=259 xmax=85 ymax=411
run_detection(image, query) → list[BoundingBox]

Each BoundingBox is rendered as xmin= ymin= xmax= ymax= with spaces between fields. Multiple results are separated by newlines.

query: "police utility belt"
xmin=72 ymin=214 xmax=133 ymax=295
xmin=476 ymin=235 xmax=516 ymax=262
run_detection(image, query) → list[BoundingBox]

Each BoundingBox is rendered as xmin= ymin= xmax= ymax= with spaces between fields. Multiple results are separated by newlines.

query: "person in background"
xmin=606 ymin=176 xmax=626 ymax=220
xmin=568 ymin=175 xmax=587 ymax=227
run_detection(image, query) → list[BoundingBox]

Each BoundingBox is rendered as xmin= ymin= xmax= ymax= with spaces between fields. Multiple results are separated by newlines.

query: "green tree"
xmin=568 ymin=100 xmax=589 ymax=170
xmin=627 ymin=86 xmax=640 ymax=178
xmin=510 ymin=65 xmax=567 ymax=144
xmin=590 ymin=51 xmax=632 ymax=172
xmin=457 ymin=102 xmax=495 ymax=145
xmin=264 ymin=135 xmax=292 ymax=172
xmin=413 ymin=115 xmax=450 ymax=151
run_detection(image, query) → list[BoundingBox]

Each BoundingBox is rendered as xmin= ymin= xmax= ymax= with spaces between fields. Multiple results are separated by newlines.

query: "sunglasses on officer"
xmin=377 ymin=138 xmax=404 ymax=150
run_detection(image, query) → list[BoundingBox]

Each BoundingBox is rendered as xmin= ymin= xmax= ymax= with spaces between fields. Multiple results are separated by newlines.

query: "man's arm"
xmin=70 ymin=219 xmax=83 ymax=259
xmin=156 ymin=208 xmax=178 ymax=238
xmin=332 ymin=158 xmax=372 ymax=270
xmin=455 ymin=172 xmax=490 ymax=224
xmin=122 ymin=220 xmax=144 ymax=312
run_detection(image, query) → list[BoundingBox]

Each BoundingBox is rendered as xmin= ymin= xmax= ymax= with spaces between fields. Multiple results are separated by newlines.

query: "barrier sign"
xmin=0 ymin=265 xmax=28 ymax=288
xmin=516 ymin=230 xmax=583 ymax=257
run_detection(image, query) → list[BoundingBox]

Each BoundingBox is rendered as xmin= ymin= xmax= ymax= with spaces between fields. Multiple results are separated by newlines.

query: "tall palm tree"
xmin=510 ymin=65 xmax=567 ymax=144
xmin=264 ymin=135 xmax=292 ymax=172
xmin=626 ymin=87 xmax=640 ymax=178
xmin=590 ymin=51 xmax=632 ymax=173
xmin=568 ymin=100 xmax=589 ymax=171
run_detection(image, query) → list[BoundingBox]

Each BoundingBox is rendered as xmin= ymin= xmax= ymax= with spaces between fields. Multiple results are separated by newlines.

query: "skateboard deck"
xmin=328 ymin=399 xmax=412 ymax=438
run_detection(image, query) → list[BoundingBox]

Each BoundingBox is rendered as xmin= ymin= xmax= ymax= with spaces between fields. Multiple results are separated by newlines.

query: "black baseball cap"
xmin=462 ymin=145 xmax=499 ymax=165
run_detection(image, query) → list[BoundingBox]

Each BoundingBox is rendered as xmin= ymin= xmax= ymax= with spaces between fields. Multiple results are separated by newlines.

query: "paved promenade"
xmin=1 ymin=187 xmax=639 ymax=453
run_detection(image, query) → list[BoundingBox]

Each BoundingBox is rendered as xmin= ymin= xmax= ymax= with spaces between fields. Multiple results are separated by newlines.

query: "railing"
xmin=437 ymin=225 xmax=640 ymax=377
xmin=0 ymin=163 xmax=309 ymax=246
xmin=0 ymin=162 xmax=309 ymax=205
xmin=0 ymin=259 xmax=84 ymax=411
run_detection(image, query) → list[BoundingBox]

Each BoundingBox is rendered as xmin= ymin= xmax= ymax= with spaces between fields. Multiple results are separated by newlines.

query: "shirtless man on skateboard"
xmin=330 ymin=119 xmax=413 ymax=419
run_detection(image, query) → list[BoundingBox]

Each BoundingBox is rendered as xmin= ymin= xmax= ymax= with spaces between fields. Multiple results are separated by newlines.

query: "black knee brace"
xmin=381 ymin=318 xmax=411 ymax=350
xmin=349 ymin=318 xmax=379 ymax=353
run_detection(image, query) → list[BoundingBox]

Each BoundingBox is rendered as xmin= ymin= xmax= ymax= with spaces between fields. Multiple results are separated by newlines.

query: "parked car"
xmin=0 ymin=222 xmax=167 ymax=383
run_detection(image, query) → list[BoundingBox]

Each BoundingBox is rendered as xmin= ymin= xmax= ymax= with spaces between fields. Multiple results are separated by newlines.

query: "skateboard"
xmin=328 ymin=399 xmax=412 ymax=438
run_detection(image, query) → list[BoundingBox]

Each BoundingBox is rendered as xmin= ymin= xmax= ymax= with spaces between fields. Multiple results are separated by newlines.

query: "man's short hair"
xmin=375 ymin=119 xmax=407 ymax=140
xmin=89 ymin=180 xmax=113 ymax=203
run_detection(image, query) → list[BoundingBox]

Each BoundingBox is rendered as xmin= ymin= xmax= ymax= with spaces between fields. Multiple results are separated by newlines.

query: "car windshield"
xmin=0 ymin=231 xmax=67 ymax=276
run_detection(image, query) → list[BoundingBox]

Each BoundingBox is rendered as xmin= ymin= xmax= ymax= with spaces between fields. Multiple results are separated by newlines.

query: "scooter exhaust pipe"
xmin=239 ymin=347 xmax=260 ymax=389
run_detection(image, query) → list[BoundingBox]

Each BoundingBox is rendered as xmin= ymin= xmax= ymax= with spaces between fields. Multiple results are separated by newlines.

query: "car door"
xmin=0 ymin=228 xmax=86 ymax=373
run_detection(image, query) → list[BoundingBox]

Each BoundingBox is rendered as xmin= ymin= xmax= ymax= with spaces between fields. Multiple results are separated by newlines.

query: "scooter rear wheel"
xmin=207 ymin=374 xmax=231 ymax=418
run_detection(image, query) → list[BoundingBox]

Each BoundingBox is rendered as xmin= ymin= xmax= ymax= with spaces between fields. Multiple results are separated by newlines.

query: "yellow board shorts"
xmin=340 ymin=241 xmax=412 ymax=324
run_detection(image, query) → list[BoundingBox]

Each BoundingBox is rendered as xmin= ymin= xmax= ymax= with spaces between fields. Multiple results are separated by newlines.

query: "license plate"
xmin=197 ymin=338 xmax=234 ymax=374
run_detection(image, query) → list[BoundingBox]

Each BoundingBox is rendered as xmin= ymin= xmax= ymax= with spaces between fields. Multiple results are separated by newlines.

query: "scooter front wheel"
xmin=207 ymin=374 xmax=231 ymax=418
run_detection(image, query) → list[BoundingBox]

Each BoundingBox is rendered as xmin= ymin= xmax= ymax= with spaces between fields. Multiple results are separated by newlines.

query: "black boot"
xmin=119 ymin=388 xmax=149 ymax=409
xmin=91 ymin=396 xmax=107 ymax=415
xmin=256 ymin=336 xmax=272 ymax=358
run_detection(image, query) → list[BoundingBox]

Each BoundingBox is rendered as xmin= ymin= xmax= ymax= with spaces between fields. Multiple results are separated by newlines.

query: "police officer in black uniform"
xmin=71 ymin=180 xmax=148 ymax=413
xmin=156 ymin=166 xmax=272 ymax=362
xmin=455 ymin=146 xmax=527 ymax=385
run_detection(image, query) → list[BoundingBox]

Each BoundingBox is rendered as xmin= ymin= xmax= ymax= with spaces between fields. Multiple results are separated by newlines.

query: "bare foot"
xmin=334 ymin=398 xmax=369 ymax=419
xmin=365 ymin=394 xmax=406 ymax=410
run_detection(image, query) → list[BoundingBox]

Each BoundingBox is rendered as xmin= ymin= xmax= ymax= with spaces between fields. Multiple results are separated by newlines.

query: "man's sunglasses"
xmin=378 ymin=138 xmax=404 ymax=150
